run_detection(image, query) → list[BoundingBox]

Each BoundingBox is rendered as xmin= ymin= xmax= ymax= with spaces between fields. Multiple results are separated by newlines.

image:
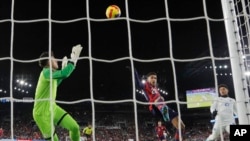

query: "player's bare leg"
xmin=171 ymin=116 xmax=185 ymax=141
xmin=171 ymin=116 xmax=185 ymax=130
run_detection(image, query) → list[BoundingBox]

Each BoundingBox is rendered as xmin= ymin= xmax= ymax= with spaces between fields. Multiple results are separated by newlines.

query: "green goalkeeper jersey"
xmin=33 ymin=63 xmax=75 ymax=115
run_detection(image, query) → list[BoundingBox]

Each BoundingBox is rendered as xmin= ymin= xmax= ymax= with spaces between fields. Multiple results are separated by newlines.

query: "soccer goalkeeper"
xmin=32 ymin=45 xmax=83 ymax=141
xmin=133 ymin=69 xmax=185 ymax=141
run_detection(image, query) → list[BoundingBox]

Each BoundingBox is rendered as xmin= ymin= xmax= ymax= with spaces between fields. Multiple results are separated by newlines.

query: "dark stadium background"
xmin=0 ymin=0 xmax=234 ymax=131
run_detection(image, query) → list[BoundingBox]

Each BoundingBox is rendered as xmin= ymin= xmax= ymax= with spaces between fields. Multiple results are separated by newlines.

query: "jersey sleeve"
xmin=43 ymin=63 xmax=75 ymax=85
xmin=210 ymin=97 xmax=218 ymax=113
xmin=233 ymin=98 xmax=238 ymax=116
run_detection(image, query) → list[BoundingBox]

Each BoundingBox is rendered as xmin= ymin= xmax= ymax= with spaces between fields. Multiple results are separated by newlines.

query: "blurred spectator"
xmin=0 ymin=127 xmax=3 ymax=137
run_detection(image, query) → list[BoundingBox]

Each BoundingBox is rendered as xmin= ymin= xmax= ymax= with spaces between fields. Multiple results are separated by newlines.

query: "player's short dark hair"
xmin=146 ymin=72 xmax=157 ymax=78
xmin=39 ymin=51 xmax=54 ymax=68
xmin=218 ymin=84 xmax=228 ymax=90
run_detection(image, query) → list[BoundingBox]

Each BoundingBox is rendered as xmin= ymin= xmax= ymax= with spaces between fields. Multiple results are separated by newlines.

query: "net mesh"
xmin=0 ymin=0 xmax=250 ymax=141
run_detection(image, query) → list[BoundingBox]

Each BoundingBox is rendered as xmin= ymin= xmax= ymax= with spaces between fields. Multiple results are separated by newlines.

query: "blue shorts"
xmin=167 ymin=106 xmax=178 ymax=121
xmin=154 ymin=97 xmax=178 ymax=121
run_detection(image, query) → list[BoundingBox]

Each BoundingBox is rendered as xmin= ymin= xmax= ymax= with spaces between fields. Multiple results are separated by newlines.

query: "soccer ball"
xmin=105 ymin=5 xmax=121 ymax=18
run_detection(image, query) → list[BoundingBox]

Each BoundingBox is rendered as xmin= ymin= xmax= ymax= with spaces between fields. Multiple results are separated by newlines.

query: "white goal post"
xmin=221 ymin=0 xmax=250 ymax=124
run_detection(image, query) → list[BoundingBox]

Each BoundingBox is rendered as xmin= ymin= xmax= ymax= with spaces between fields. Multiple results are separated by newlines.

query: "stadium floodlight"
xmin=20 ymin=80 xmax=25 ymax=85
xmin=15 ymin=78 xmax=32 ymax=88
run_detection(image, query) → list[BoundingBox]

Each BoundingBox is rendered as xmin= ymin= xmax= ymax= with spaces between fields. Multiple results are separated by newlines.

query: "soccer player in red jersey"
xmin=0 ymin=127 xmax=3 ymax=137
xmin=134 ymin=70 xmax=185 ymax=141
xmin=155 ymin=120 xmax=169 ymax=141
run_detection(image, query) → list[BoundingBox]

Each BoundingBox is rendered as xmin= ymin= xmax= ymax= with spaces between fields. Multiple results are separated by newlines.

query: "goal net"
xmin=0 ymin=0 xmax=250 ymax=141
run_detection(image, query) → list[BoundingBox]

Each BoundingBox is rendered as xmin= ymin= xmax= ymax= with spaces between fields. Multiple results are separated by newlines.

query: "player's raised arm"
xmin=70 ymin=44 xmax=83 ymax=66
xmin=61 ymin=56 xmax=68 ymax=70
xmin=126 ymin=66 xmax=145 ymax=90
xmin=134 ymin=68 xmax=144 ymax=90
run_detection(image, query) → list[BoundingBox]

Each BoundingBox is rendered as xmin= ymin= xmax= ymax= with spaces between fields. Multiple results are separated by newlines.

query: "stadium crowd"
xmin=0 ymin=110 xmax=230 ymax=141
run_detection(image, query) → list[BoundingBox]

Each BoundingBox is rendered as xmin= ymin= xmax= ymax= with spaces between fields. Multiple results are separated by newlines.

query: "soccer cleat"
xmin=161 ymin=106 xmax=170 ymax=122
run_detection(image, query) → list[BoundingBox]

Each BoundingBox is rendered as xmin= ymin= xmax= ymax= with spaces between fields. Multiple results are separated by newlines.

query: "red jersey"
xmin=144 ymin=82 xmax=161 ymax=111
xmin=0 ymin=128 xmax=3 ymax=137
xmin=155 ymin=125 xmax=167 ymax=137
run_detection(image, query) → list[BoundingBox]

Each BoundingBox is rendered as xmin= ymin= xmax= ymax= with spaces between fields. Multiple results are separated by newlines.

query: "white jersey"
xmin=210 ymin=96 xmax=237 ymax=126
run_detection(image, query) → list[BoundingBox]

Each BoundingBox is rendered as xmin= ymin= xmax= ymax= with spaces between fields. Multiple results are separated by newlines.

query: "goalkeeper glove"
xmin=61 ymin=56 xmax=68 ymax=69
xmin=70 ymin=44 xmax=83 ymax=66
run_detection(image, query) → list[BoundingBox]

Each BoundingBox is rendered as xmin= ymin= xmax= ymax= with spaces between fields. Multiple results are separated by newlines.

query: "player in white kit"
xmin=206 ymin=84 xmax=238 ymax=141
